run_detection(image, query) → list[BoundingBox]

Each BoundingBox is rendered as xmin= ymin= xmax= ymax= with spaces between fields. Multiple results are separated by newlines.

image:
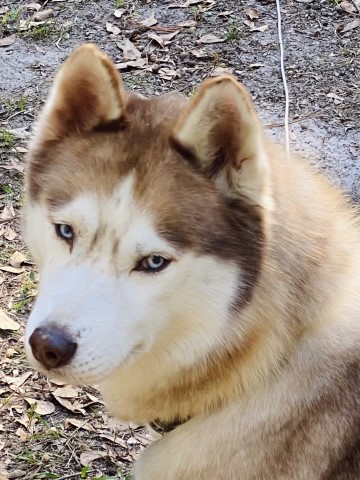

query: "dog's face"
xmin=24 ymin=45 xmax=270 ymax=386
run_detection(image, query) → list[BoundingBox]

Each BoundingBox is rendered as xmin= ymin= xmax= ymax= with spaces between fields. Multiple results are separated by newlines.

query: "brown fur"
xmin=25 ymin=45 xmax=360 ymax=479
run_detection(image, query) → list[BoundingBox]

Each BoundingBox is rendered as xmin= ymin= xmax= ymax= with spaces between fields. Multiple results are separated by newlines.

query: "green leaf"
xmin=81 ymin=466 xmax=91 ymax=478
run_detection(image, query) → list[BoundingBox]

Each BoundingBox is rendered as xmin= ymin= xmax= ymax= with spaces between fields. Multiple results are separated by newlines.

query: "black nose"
xmin=29 ymin=326 xmax=77 ymax=369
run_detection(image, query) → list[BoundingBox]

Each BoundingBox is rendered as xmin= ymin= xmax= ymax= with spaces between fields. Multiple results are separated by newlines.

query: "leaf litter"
xmin=0 ymin=310 xmax=19 ymax=331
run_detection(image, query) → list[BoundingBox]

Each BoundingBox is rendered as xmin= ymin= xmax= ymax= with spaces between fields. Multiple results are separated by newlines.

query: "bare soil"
xmin=0 ymin=1 xmax=359 ymax=479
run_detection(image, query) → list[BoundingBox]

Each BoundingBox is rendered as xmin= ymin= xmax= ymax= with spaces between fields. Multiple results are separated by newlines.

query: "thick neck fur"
xmin=100 ymin=143 xmax=360 ymax=425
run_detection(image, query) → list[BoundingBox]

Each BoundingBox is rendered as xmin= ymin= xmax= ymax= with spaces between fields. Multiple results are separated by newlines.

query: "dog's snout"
xmin=29 ymin=326 xmax=77 ymax=370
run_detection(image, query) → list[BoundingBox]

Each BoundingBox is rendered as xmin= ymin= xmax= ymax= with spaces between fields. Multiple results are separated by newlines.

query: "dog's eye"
xmin=55 ymin=224 xmax=74 ymax=242
xmin=137 ymin=254 xmax=170 ymax=273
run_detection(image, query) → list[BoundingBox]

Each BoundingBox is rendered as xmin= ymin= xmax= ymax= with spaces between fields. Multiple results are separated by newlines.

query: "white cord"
xmin=275 ymin=0 xmax=290 ymax=157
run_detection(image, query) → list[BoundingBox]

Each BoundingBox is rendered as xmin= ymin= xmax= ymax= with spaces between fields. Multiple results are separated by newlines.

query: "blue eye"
xmin=55 ymin=224 xmax=74 ymax=242
xmin=138 ymin=254 xmax=170 ymax=273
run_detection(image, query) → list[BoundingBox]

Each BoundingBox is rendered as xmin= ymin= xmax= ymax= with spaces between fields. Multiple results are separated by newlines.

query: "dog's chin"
xmin=26 ymin=357 xmax=115 ymax=386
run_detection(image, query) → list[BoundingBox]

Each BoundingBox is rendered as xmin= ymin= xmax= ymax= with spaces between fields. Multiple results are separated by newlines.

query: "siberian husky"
xmin=24 ymin=44 xmax=360 ymax=479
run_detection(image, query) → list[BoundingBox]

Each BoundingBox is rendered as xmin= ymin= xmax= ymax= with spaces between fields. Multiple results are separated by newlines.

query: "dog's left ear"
xmin=34 ymin=44 xmax=125 ymax=143
xmin=171 ymin=76 xmax=271 ymax=208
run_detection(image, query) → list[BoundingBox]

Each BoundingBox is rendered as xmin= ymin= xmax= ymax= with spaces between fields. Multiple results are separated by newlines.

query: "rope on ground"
xmin=275 ymin=0 xmax=290 ymax=157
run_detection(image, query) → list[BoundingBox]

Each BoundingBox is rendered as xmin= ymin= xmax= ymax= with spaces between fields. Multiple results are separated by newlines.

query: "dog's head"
xmin=24 ymin=44 xmax=271 ymax=385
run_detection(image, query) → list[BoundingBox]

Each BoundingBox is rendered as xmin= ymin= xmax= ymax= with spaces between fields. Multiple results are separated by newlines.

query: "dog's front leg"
xmin=132 ymin=416 xmax=240 ymax=480
xmin=133 ymin=429 xmax=199 ymax=480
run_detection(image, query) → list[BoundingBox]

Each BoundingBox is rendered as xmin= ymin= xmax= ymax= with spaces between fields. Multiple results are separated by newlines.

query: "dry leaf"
xmin=107 ymin=418 xmax=131 ymax=431
xmin=169 ymin=0 xmax=199 ymax=6
xmin=210 ymin=66 xmax=234 ymax=76
xmin=132 ymin=57 xmax=149 ymax=68
xmin=176 ymin=20 xmax=197 ymax=27
xmin=6 ymin=347 xmax=17 ymax=357
xmin=86 ymin=392 xmax=103 ymax=404
xmin=0 ymin=35 xmax=16 ymax=48
xmin=148 ymin=32 xmax=164 ymax=47
xmin=160 ymin=30 xmax=181 ymax=42
xmin=5 ymin=471 xmax=26 ymax=479
xmin=244 ymin=20 xmax=268 ymax=32
xmin=9 ymin=251 xmax=26 ymax=269
xmin=169 ymin=0 xmax=208 ymax=7
xmin=113 ymin=8 xmax=125 ymax=18
xmin=150 ymin=25 xmax=180 ymax=32
xmin=0 ymin=265 xmax=23 ymax=274
xmin=0 ymin=157 xmax=25 ymax=173
xmin=127 ymin=437 xmax=138 ymax=445
xmin=245 ymin=8 xmax=260 ymax=19
xmin=199 ymin=34 xmax=225 ymax=44
xmin=340 ymin=0 xmax=357 ymax=12
xmin=15 ymin=146 xmax=28 ymax=153
xmin=0 ymin=310 xmax=20 ymax=331
xmin=8 ymin=372 xmax=32 ymax=387
xmin=19 ymin=19 xmax=32 ymax=31
xmin=3 ymin=226 xmax=17 ymax=241
xmin=99 ymin=433 xmax=127 ymax=447
xmin=64 ymin=418 xmax=95 ymax=432
xmin=53 ymin=385 xmax=79 ymax=398
xmin=50 ymin=379 xmax=66 ymax=386
xmin=16 ymin=428 xmax=30 ymax=442
xmin=19 ymin=18 xmax=54 ymax=31
xmin=25 ymin=3 xmax=41 ymax=11
xmin=117 ymin=39 xmax=141 ymax=60
xmin=33 ymin=9 xmax=54 ymax=21
xmin=54 ymin=396 xmax=86 ymax=414
xmin=327 ymin=92 xmax=344 ymax=102
xmin=118 ymin=58 xmax=148 ymax=70
xmin=140 ymin=12 xmax=158 ymax=28
xmin=16 ymin=412 xmax=31 ymax=429
xmin=191 ymin=48 xmax=209 ymax=58
xmin=106 ymin=22 xmax=120 ymax=35
xmin=218 ymin=10 xmax=236 ymax=17
xmin=25 ymin=398 xmax=56 ymax=415
xmin=80 ymin=451 xmax=106 ymax=466
xmin=158 ymin=67 xmax=178 ymax=80
xmin=341 ymin=18 xmax=360 ymax=32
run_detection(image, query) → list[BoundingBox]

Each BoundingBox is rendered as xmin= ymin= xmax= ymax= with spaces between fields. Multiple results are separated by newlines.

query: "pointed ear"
xmin=171 ymin=76 xmax=272 ymax=209
xmin=35 ymin=44 xmax=126 ymax=142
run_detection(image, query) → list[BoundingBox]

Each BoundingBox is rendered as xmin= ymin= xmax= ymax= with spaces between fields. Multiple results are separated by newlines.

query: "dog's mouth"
xmin=26 ymin=335 xmax=147 ymax=386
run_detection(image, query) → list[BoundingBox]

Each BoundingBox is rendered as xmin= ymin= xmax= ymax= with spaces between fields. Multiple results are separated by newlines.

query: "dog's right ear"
xmin=34 ymin=44 xmax=125 ymax=143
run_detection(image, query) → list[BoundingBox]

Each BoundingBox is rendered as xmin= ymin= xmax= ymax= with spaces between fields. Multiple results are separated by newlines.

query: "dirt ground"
xmin=0 ymin=0 xmax=359 ymax=479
